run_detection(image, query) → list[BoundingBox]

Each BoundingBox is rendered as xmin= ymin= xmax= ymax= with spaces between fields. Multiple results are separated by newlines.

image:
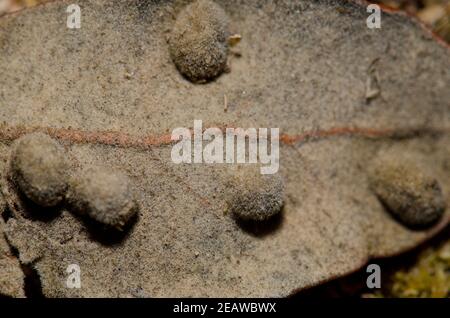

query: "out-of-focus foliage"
xmin=376 ymin=0 xmax=450 ymax=42
xmin=385 ymin=240 xmax=450 ymax=298
xmin=0 ymin=0 xmax=49 ymax=15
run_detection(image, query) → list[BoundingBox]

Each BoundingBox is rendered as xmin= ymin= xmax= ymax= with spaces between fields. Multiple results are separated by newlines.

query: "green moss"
xmin=388 ymin=241 xmax=450 ymax=297
xmin=376 ymin=240 xmax=450 ymax=298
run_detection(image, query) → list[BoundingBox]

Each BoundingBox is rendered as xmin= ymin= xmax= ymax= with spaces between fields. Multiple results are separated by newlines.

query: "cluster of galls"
xmin=7 ymin=133 xmax=138 ymax=230
xmin=5 ymin=133 xmax=445 ymax=232
xmin=168 ymin=0 xmax=447 ymax=228
xmin=224 ymin=154 xmax=447 ymax=230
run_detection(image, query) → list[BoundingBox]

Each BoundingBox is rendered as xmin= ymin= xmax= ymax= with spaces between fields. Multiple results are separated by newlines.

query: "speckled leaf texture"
xmin=0 ymin=0 xmax=449 ymax=297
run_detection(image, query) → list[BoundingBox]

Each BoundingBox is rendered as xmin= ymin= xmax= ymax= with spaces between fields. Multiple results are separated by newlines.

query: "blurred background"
xmin=0 ymin=0 xmax=448 ymax=298
xmin=374 ymin=0 xmax=450 ymax=42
